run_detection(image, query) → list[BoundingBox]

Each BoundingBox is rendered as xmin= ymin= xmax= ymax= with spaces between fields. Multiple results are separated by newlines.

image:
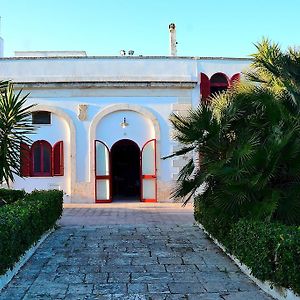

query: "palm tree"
xmin=167 ymin=39 xmax=300 ymax=225
xmin=0 ymin=81 xmax=35 ymax=186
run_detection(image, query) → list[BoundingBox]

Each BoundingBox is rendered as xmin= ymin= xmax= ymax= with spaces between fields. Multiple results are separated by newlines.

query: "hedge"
xmin=230 ymin=220 xmax=300 ymax=295
xmin=195 ymin=204 xmax=300 ymax=295
xmin=0 ymin=190 xmax=63 ymax=275
xmin=0 ymin=188 xmax=26 ymax=205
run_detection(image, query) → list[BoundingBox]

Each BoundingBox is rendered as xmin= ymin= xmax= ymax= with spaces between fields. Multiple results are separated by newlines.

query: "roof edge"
xmin=0 ymin=55 xmax=252 ymax=61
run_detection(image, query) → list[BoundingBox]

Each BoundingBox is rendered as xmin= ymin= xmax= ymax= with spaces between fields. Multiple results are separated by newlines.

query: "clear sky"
xmin=0 ymin=0 xmax=299 ymax=58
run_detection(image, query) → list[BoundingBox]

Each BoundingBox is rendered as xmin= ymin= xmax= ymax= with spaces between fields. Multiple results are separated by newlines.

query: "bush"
xmin=0 ymin=188 xmax=26 ymax=205
xmin=230 ymin=220 xmax=300 ymax=295
xmin=194 ymin=200 xmax=232 ymax=246
xmin=195 ymin=206 xmax=300 ymax=295
xmin=0 ymin=190 xmax=63 ymax=275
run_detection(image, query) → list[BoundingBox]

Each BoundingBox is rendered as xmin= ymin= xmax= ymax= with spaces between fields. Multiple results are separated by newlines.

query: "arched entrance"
xmin=111 ymin=139 xmax=140 ymax=201
xmin=93 ymin=106 xmax=159 ymax=203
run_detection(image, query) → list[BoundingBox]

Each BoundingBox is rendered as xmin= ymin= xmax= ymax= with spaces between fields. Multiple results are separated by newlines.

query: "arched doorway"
xmin=111 ymin=139 xmax=141 ymax=201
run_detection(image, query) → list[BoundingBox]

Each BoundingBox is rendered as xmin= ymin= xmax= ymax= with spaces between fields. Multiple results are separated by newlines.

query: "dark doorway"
xmin=111 ymin=139 xmax=141 ymax=201
xmin=210 ymin=73 xmax=229 ymax=96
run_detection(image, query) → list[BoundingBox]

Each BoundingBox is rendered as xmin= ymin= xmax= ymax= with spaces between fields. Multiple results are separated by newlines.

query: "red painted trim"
xmin=94 ymin=140 xmax=111 ymax=203
xmin=96 ymin=199 xmax=112 ymax=203
xmin=96 ymin=175 xmax=110 ymax=179
xmin=200 ymin=73 xmax=211 ymax=102
xmin=20 ymin=142 xmax=31 ymax=177
xmin=143 ymin=175 xmax=157 ymax=179
xmin=31 ymin=140 xmax=52 ymax=177
xmin=141 ymin=139 xmax=157 ymax=202
xmin=141 ymin=199 xmax=157 ymax=203
xmin=52 ymin=141 xmax=64 ymax=176
xmin=230 ymin=73 xmax=241 ymax=86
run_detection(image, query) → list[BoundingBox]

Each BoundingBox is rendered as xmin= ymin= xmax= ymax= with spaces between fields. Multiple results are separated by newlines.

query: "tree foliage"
xmin=0 ymin=81 xmax=35 ymax=186
xmin=168 ymin=39 xmax=300 ymax=225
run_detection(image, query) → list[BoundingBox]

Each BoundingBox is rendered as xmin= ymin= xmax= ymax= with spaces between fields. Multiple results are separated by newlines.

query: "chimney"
xmin=0 ymin=37 xmax=3 ymax=57
xmin=169 ymin=23 xmax=177 ymax=56
xmin=0 ymin=16 xmax=3 ymax=57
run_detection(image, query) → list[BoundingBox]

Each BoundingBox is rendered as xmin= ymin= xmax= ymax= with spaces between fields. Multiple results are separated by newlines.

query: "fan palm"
xmin=168 ymin=39 xmax=300 ymax=225
xmin=0 ymin=81 xmax=35 ymax=186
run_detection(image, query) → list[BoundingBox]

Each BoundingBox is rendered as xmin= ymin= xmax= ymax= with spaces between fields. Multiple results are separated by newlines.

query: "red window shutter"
xmin=52 ymin=141 xmax=64 ymax=176
xmin=200 ymin=73 xmax=211 ymax=102
xmin=20 ymin=143 xmax=31 ymax=177
xmin=230 ymin=73 xmax=241 ymax=86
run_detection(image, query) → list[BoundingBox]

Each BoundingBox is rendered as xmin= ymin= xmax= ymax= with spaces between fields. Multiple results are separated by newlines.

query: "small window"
xmin=210 ymin=73 xmax=229 ymax=96
xmin=32 ymin=111 xmax=51 ymax=124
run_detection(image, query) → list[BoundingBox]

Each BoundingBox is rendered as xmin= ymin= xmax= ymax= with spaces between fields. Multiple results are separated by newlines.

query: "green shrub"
xmin=196 ymin=207 xmax=300 ymax=295
xmin=0 ymin=190 xmax=63 ymax=275
xmin=168 ymin=40 xmax=300 ymax=226
xmin=194 ymin=200 xmax=233 ymax=246
xmin=230 ymin=220 xmax=300 ymax=295
xmin=0 ymin=188 xmax=26 ymax=205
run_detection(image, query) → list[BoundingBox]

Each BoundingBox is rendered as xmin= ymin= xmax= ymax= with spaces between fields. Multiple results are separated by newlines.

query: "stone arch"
xmin=89 ymin=104 xmax=161 ymax=182
xmin=29 ymin=105 xmax=76 ymax=192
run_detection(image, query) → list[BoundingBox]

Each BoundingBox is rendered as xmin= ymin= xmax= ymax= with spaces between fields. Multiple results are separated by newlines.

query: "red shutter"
xmin=200 ymin=73 xmax=211 ymax=103
xmin=52 ymin=141 xmax=64 ymax=176
xmin=20 ymin=142 xmax=31 ymax=177
xmin=230 ymin=73 xmax=241 ymax=86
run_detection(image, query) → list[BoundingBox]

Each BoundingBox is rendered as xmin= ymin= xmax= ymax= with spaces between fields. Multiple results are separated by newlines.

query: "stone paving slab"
xmin=0 ymin=224 xmax=273 ymax=300
xmin=59 ymin=203 xmax=195 ymax=226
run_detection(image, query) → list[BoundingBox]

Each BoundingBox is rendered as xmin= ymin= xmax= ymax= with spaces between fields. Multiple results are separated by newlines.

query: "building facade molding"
xmin=14 ymin=81 xmax=197 ymax=89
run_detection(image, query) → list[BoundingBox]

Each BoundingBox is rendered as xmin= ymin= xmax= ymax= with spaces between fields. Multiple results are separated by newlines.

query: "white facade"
xmin=0 ymin=55 xmax=250 ymax=203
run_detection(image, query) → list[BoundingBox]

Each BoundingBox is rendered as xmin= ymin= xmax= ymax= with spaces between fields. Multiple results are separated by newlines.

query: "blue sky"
xmin=0 ymin=0 xmax=299 ymax=57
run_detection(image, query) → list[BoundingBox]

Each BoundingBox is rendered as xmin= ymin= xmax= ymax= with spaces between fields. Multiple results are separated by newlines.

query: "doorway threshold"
xmin=112 ymin=196 xmax=140 ymax=203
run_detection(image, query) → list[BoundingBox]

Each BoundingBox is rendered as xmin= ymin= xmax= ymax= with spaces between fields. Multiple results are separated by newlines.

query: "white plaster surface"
xmin=0 ymin=56 xmax=251 ymax=203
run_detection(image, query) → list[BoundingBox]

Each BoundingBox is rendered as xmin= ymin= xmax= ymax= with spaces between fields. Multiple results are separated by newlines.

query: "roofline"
xmin=14 ymin=81 xmax=198 ymax=89
xmin=0 ymin=55 xmax=252 ymax=61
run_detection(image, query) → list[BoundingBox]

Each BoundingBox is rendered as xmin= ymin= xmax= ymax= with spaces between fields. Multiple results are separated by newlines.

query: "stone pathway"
xmin=59 ymin=203 xmax=195 ymax=226
xmin=0 ymin=223 xmax=273 ymax=299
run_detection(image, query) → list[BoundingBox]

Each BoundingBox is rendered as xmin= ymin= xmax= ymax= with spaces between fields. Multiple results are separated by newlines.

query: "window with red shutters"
xmin=20 ymin=140 xmax=64 ymax=177
xmin=20 ymin=142 xmax=31 ymax=177
xmin=31 ymin=140 xmax=52 ymax=177
xmin=52 ymin=141 xmax=64 ymax=176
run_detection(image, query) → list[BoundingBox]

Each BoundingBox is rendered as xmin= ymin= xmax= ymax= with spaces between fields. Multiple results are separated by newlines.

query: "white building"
xmin=0 ymin=29 xmax=251 ymax=203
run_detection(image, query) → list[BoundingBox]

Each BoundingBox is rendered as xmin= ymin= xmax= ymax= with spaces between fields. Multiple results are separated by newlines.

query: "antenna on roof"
xmin=0 ymin=17 xmax=3 ymax=57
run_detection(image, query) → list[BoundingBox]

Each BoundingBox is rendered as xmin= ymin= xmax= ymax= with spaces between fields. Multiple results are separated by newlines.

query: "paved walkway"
xmin=0 ymin=204 xmax=273 ymax=300
xmin=60 ymin=203 xmax=195 ymax=226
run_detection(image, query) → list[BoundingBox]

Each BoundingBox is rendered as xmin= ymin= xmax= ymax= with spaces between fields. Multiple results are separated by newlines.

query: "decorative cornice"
xmin=0 ymin=56 xmax=252 ymax=61
xmin=14 ymin=81 xmax=198 ymax=89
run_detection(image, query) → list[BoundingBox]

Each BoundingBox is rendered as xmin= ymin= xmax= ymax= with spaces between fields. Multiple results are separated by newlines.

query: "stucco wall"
xmin=0 ymin=56 xmax=251 ymax=203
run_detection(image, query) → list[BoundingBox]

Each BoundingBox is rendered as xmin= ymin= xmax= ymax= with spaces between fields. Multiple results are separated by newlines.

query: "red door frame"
xmin=95 ymin=140 xmax=112 ymax=203
xmin=140 ymin=139 xmax=157 ymax=202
